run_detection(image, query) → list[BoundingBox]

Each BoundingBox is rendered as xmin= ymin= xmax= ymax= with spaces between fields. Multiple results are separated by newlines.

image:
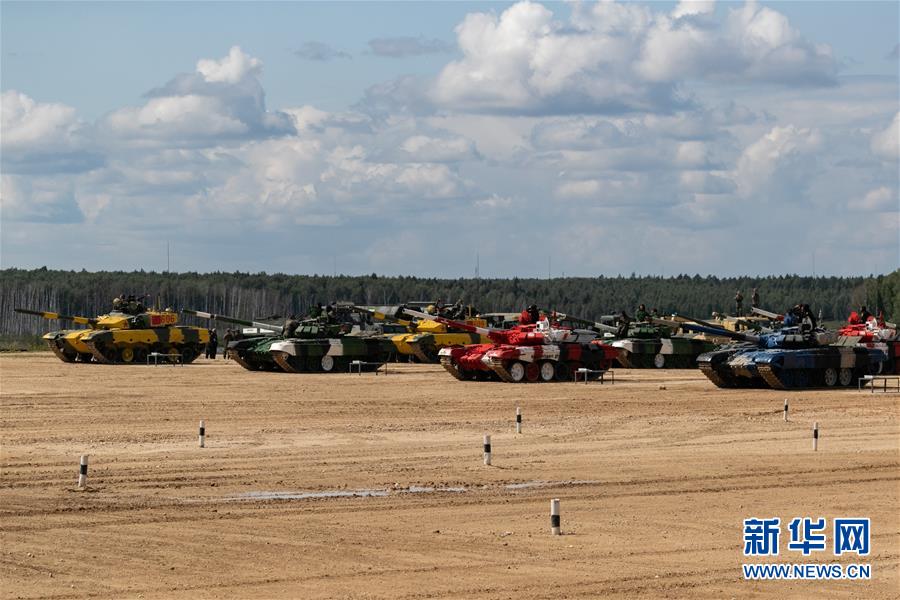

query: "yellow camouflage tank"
xmin=15 ymin=305 xmax=210 ymax=364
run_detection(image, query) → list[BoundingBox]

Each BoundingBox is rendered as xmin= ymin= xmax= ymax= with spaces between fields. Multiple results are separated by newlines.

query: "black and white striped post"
xmin=199 ymin=420 xmax=206 ymax=448
xmin=77 ymin=455 xmax=88 ymax=488
xmin=483 ymin=434 xmax=492 ymax=466
xmin=550 ymin=498 xmax=561 ymax=535
xmin=515 ymin=407 xmax=522 ymax=434
xmin=813 ymin=422 xmax=818 ymax=451
xmin=783 ymin=399 xmax=789 ymax=422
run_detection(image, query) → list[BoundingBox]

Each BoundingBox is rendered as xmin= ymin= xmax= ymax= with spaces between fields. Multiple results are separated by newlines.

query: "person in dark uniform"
xmin=205 ymin=328 xmax=218 ymax=359
xmin=617 ymin=311 xmax=632 ymax=338
xmin=309 ymin=303 xmax=323 ymax=318
xmin=734 ymin=291 xmax=744 ymax=316
xmin=751 ymin=288 xmax=760 ymax=309
xmin=858 ymin=306 xmax=872 ymax=323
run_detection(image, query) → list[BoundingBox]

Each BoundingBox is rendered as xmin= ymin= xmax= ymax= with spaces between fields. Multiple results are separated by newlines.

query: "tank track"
xmin=228 ymin=352 xmax=256 ymax=370
xmin=406 ymin=338 xmax=437 ymax=363
xmin=615 ymin=352 xmax=636 ymax=368
xmin=699 ymin=363 xmax=734 ymax=388
xmin=439 ymin=356 xmax=466 ymax=380
xmin=271 ymin=352 xmax=297 ymax=373
xmin=757 ymin=364 xmax=787 ymax=390
xmin=45 ymin=340 xmax=76 ymax=363
xmin=488 ymin=357 xmax=517 ymax=383
xmin=83 ymin=340 xmax=115 ymax=364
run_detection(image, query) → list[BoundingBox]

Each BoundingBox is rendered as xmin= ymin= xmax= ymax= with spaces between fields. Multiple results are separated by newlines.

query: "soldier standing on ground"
xmin=206 ymin=329 xmax=218 ymax=359
xmin=222 ymin=329 xmax=233 ymax=359
xmin=734 ymin=291 xmax=744 ymax=316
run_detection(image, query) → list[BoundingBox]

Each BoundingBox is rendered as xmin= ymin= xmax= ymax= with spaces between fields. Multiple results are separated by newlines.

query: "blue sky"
xmin=2 ymin=1 xmax=898 ymax=276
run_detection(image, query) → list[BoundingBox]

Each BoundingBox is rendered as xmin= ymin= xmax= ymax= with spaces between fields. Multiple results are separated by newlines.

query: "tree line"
xmin=1 ymin=268 xmax=897 ymax=339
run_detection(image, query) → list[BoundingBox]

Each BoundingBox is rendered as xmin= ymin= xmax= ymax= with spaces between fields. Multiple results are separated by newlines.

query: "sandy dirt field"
xmin=1 ymin=352 xmax=897 ymax=599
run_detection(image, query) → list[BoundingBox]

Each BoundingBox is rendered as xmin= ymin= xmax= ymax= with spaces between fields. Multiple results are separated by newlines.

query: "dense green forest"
xmin=2 ymin=268 xmax=897 ymax=341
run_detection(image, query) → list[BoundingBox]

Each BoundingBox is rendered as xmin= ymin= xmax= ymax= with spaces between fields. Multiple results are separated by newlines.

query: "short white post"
xmin=550 ymin=498 xmax=561 ymax=535
xmin=515 ymin=407 xmax=522 ymax=434
xmin=77 ymin=455 xmax=89 ymax=488
xmin=813 ymin=421 xmax=818 ymax=451
xmin=199 ymin=420 xmax=206 ymax=448
xmin=783 ymin=399 xmax=788 ymax=422
xmin=483 ymin=434 xmax=492 ymax=466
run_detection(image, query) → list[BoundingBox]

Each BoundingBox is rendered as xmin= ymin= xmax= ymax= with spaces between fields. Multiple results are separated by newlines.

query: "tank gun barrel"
xmin=678 ymin=317 xmax=761 ymax=343
xmin=14 ymin=308 xmax=96 ymax=326
xmin=551 ymin=311 xmax=618 ymax=333
xmin=399 ymin=306 xmax=494 ymax=337
xmin=751 ymin=307 xmax=783 ymax=320
xmin=354 ymin=306 xmax=414 ymax=328
xmin=181 ymin=309 xmax=284 ymax=333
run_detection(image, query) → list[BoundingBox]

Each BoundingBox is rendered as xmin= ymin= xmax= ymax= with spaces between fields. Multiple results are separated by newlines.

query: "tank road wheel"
xmin=78 ymin=353 xmax=94 ymax=363
xmin=794 ymin=371 xmax=809 ymax=389
xmin=539 ymin=361 xmax=556 ymax=382
xmin=823 ymin=367 xmax=838 ymax=387
xmin=320 ymin=355 xmax=336 ymax=373
xmin=838 ymin=368 xmax=853 ymax=387
xmin=119 ymin=347 xmax=135 ymax=363
xmin=525 ymin=362 xmax=540 ymax=382
xmin=132 ymin=346 xmax=148 ymax=363
xmin=653 ymin=353 xmax=666 ymax=368
xmin=555 ymin=362 xmax=571 ymax=381
xmin=180 ymin=347 xmax=199 ymax=364
xmin=508 ymin=361 xmax=527 ymax=383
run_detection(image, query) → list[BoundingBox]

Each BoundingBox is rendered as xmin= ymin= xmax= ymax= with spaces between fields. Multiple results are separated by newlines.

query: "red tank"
xmin=400 ymin=307 xmax=618 ymax=383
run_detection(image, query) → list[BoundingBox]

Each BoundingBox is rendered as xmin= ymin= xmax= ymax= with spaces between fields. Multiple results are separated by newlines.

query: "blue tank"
xmin=682 ymin=318 xmax=888 ymax=390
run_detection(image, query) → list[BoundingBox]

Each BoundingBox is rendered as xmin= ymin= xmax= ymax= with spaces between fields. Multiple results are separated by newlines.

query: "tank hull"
xmin=80 ymin=327 xmax=209 ymax=364
xmin=269 ymin=337 xmax=393 ymax=373
xmin=698 ymin=344 xmax=888 ymax=390
xmin=610 ymin=336 xmax=718 ymax=369
xmin=226 ymin=336 xmax=285 ymax=371
xmin=437 ymin=341 xmax=617 ymax=383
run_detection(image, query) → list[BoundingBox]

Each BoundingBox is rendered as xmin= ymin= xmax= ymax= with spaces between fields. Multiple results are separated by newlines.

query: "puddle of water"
xmin=228 ymin=489 xmax=389 ymax=501
xmin=216 ymin=480 xmax=599 ymax=503
xmin=504 ymin=480 xmax=600 ymax=490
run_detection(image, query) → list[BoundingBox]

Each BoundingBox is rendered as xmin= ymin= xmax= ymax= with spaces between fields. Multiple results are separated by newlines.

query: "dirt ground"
xmin=1 ymin=353 xmax=897 ymax=599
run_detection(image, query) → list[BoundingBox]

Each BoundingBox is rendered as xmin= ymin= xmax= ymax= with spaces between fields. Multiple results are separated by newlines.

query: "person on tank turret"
xmin=859 ymin=306 xmax=872 ymax=323
xmin=284 ymin=315 xmax=300 ymax=337
xmin=651 ymin=308 xmax=660 ymax=318
xmin=617 ymin=311 xmax=632 ymax=338
xmin=519 ymin=304 xmax=539 ymax=325
xmin=635 ymin=304 xmax=649 ymax=322
xmin=309 ymin=303 xmax=323 ymax=318
xmin=734 ymin=291 xmax=744 ymax=317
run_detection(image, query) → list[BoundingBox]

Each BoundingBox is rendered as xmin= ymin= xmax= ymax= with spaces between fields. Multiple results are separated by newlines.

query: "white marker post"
xmin=515 ymin=407 xmax=522 ymax=434
xmin=77 ymin=455 xmax=89 ymax=488
xmin=199 ymin=420 xmax=206 ymax=448
xmin=784 ymin=399 xmax=789 ymax=422
xmin=483 ymin=434 xmax=492 ymax=466
xmin=813 ymin=422 xmax=818 ymax=451
xmin=550 ymin=498 xmax=561 ymax=535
